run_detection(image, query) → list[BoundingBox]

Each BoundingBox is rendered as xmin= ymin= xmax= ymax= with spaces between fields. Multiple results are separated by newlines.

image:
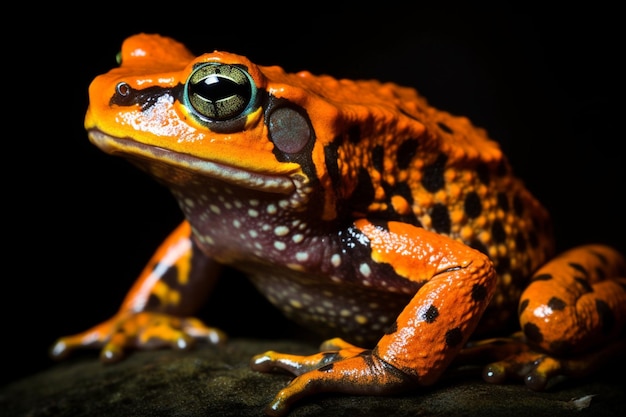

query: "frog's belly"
xmin=247 ymin=272 xmax=412 ymax=346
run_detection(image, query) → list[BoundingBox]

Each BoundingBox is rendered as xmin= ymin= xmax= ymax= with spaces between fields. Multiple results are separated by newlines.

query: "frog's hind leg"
xmin=484 ymin=244 xmax=626 ymax=390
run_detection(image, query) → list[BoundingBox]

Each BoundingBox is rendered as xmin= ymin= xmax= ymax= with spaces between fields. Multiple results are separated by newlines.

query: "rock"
xmin=1 ymin=338 xmax=624 ymax=417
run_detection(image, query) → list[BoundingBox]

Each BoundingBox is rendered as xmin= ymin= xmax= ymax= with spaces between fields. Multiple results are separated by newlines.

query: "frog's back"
xmin=304 ymin=73 xmax=555 ymax=328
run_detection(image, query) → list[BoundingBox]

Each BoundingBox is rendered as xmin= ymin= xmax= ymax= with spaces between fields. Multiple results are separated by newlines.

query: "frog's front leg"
xmin=251 ymin=219 xmax=497 ymax=416
xmin=51 ymin=221 xmax=226 ymax=363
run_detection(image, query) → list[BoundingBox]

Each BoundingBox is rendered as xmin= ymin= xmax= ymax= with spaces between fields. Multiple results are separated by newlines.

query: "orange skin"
xmin=53 ymin=34 xmax=626 ymax=416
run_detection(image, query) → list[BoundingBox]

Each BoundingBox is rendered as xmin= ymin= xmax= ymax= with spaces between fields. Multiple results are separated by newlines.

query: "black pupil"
xmin=186 ymin=64 xmax=253 ymax=122
xmin=191 ymin=75 xmax=250 ymax=102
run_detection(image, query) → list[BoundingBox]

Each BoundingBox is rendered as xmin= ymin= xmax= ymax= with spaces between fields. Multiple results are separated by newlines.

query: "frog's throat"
xmin=87 ymin=128 xmax=296 ymax=194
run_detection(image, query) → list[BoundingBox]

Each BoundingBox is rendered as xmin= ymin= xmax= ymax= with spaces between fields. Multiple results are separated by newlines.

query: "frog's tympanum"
xmin=53 ymin=34 xmax=626 ymax=416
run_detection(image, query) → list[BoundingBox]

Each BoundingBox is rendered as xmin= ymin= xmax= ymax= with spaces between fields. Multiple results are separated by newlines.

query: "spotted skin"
xmin=51 ymin=34 xmax=626 ymax=416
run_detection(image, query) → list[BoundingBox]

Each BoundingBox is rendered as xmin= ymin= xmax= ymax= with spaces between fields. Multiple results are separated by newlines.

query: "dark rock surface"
xmin=1 ymin=338 xmax=624 ymax=417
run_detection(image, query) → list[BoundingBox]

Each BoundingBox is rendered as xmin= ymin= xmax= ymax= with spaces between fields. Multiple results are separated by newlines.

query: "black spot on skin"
xmin=512 ymin=195 xmax=525 ymax=216
xmin=548 ymin=297 xmax=567 ymax=311
xmin=569 ymin=262 xmax=590 ymax=279
xmin=590 ymin=249 xmax=609 ymax=265
xmin=469 ymin=239 xmax=489 ymax=256
xmin=475 ymin=163 xmax=490 ymax=185
xmin=384 ymin=321 xmax=398 ymax=335
xmin=523 ymin=322 xmax=543 ymax=344
xmin=532 ymin=273 xmax=553 ymax=281
xmin=397 ymin=138 xmax=419 ymax=170
xmin=596 ymin=299 xmax=615 ymax=335
xmin=464 ymin=192 xmax=482 ymax=219
xmin=350 ymin=168 xmax=375 ymax=214
xmin=372 ymin=145 xmax=384 ymax=172
xmin=347 ymin=125 xmax=361 ymax=143
xmin=319 ymin=352 xmax=340 ymax=366
xmin=491 ymin=220 xmax=506 ymax=244
xmin=496 ymin=192 xmax=509 ymax=212
xmin=437 ymin=121 xmax=453 ymax=134
xmin=422 ymin=305 xmax=439 ymax=323
xmin=519 ymin=299 xmax=530 ymax=315
xmin=422 ymin=154 xmax=448 ymax=192
xmin=389 ymin=182 xmax=415 ymax=205
xmin=495 ymin=257 xmax=510 ymax=276
xmin=318 ymin=363 xmax=334 ymax=372
xmin=380 ymin=181 xmax=420 ymax=226
xmin=324 ymin=143 xmax=340 ymax=188
xmin=511 ymin=269 xmax=526 ymax=288
xmin=445 ymin=327 xmax=463 ymax=347
xmin=574 ymin=277 xmax=594 ymax=293
xmin=515 ymin=232 xmax=527 ymax=252
xmin=431 ymin=203 xmax=451 ymax=234
xmin=471 ymin=284 xmax=488 ymax=302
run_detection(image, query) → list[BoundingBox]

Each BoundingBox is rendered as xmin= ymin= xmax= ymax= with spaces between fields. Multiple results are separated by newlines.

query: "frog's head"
xmin=85 ymin=33 xmax=359 ymax=220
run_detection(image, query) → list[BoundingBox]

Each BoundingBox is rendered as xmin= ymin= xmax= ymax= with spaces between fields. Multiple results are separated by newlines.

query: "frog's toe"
xmin=482 ymin=351 xmax=557 ymax=389
xmin=51 ymin=312 xmax=226 ymax=363
xmin=261 ymin=352 xmax=414 ymax=417
xmin=181 ymin=316 xmax=227 ymax=345
xmin=251 ymin=343 xmax=367 ymax=376
xmin=251 ymin=350 xmax=347 ymax=376
xmin=483 ymin=339 xmax=626 ymax=390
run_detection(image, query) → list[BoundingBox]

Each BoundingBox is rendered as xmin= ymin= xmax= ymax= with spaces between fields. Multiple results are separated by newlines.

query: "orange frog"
xmin=53 ymin=34 xmax=626 ymax=416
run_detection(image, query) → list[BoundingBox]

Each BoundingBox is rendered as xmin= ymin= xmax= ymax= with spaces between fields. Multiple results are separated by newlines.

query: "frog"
xmin=52 ymin=33 xmax=626 ymax=416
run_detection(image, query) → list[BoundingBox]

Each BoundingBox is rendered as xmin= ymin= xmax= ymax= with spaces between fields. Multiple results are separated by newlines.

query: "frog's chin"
xmin=87 ymin=128 xmax=297 ymax=194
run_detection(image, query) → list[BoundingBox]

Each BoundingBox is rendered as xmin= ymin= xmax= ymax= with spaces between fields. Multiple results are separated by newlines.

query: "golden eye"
xmin=184 ymin=63 xmax=258 ymax=124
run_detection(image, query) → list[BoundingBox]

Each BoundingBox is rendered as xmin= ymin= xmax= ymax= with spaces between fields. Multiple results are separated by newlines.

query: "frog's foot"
xmin=251 ymin=337 xmax=415 ymax=417
xmin=481 ymin=339 xmax=626 ymax=391
xmin=50 ymin=311 xmax=226 ymax=363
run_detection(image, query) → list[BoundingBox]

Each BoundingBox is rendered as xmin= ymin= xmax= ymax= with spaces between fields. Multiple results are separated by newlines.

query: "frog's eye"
xmin=183 ymin=63 xmax=258 ymax=129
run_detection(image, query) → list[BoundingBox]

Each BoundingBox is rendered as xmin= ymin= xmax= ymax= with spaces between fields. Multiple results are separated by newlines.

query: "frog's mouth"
xmin=87 ymin=129 xmax=297 ymax=194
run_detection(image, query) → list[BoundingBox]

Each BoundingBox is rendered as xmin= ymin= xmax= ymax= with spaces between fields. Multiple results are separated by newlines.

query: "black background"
xmin=4 ymin=7 xmax=624 ymax=387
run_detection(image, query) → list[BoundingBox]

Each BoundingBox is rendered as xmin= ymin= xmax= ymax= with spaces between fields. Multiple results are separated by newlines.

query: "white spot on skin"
xmin=185 ymin=198 xmax=195 ymax=208
xmin=249 ymin=199 xmax=259 ymax=206
xmin=210 ymin=204 xmax=221 ymax=214
xmin=296 ymin=252 xmax=309 ymax=261
xmin=249 ymin=230 xmax=258 ymax=238
xmin=248 ymin=209 xmax=259 ymax=217
xmin=274 ymin=241 xmax=286 ymax=251
xmin=292 ymin=234 xmax=304 ymax=243
xmin=331 ymin=254 xmax=341 ymax=267
xmin=233 ymin=220 xmax=241 ymax=228
xmin=359 ymin=263 xmax=372 ymax=277
xmin=274 ymin=226 xmax=290 ymax=236
xmin=267 ymin=204 xmax=277 ymax=214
